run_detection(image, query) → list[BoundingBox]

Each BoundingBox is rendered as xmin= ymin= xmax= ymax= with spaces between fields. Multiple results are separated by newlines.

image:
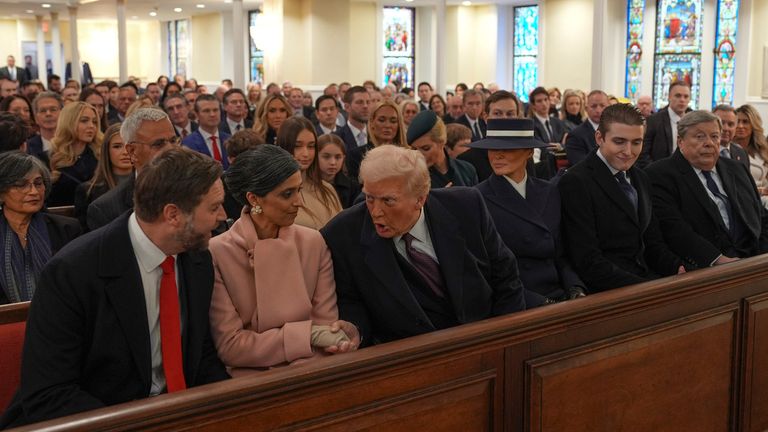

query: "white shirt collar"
xmin=596 ymin=148 xmax=621 ymax=175
xmin=534 ymin=113 xmax=550 ymax=125
xmin=198 ymin=127 xmax=218 ymax=141
xmin=226 ymin=117 xmax=244 ymax=132
xmin=503 ymin=173 xmax=527 ymax=199
xmin=395 ymin=207 xmax=428 ymax=246
xmin=127 ymin=212 xmax=174 ymax=274
xmin=669 ymin=108 xmax=682 ymax=123
xmin=319 ymin=123 xmax=335 ymax=134
xmin=588 ymin=119 xmax=599 ymax=131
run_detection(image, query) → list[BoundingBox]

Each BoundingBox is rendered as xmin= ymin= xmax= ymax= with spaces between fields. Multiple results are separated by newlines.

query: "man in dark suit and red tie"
xmin=558 ymin=104 xmax=686 ymax=293
xmin=0 ymin=148 xmax=230 ymax=428
xmin=183 ymin=94 xmax=231 ymax=169
xmin=646 ymin=110 xmax=768 ymax=268
xmin=321 ymin=145 xmax=526 ymax=346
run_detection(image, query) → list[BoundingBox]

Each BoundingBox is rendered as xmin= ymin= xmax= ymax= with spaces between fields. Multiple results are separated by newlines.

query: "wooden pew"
xmin=0 ymin=302 xmax=29 ymax=413
xmin=9 ymin=256 xmax=768 ymax=431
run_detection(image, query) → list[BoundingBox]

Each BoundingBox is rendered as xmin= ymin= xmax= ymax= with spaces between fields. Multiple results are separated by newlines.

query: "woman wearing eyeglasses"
xmin=0 ymin=152 xmax=81 ymax=305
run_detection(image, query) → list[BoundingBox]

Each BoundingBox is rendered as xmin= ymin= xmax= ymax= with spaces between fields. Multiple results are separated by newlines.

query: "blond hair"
xmin=360 ymin=145 xmax=430 ymax=197
xmin=50 ymin=102 xmax=102 ymax=182
xmin=369 ymin=100 xmax=408 ymax=148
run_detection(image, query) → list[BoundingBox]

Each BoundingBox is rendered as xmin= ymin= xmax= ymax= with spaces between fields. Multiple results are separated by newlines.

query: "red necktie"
xmin=210 ymin=135 xmax=222 ymax=162
xmin=181 ymin=129 xmax=189 ymax=138
xmin=160 ymin=256 xmax=187 ymax=393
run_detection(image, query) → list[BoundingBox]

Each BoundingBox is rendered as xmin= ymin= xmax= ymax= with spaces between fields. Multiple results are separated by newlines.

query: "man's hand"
xmin=324 ymin=320 xmax=361 ymax=354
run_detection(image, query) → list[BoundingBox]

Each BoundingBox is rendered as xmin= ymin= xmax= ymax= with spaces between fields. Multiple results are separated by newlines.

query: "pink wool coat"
xmin=208 ymin=212 xmax=338 ymax=375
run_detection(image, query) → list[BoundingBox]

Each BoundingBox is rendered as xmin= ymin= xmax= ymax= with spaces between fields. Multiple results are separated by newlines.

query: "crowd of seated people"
xmin=2 ymin=68 xmax=768 ymax=427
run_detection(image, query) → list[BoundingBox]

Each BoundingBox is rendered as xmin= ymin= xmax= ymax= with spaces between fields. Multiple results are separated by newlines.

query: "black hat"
xmin=406 ymin=110 xmax=439 ymax=145
xmin=468 ymin=118 xmax=548 ymax=150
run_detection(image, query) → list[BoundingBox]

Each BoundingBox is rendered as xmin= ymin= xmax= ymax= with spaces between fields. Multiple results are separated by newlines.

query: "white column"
xmin=35 ymin=15 xmax=48 ymax=88
xmin=117 ymin=0 xmax=128 ymax=84
xmin=232 ymin=0 xmax=246 ymax=88
xmin=590 ymin=0 xmax=606 ymax=91
xmin=435 ymin=0 xmax=446 ymax=95
xmin=262 ymin=0 xmax=284 ymax=83
xmin=51 ymin=12 xmax=62 ymax=78
xmin=376 ymin=0 xmax=384 ymax=86
xmin=495 ymin=5 xmax=513 ymax=91
xmin=763 ymin=46 xmax=768 ymax=98
xmin=68 ymin=5 xmax=81 ymax=84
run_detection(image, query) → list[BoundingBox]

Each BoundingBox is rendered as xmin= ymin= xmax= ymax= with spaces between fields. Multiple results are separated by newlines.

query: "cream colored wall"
xmin=280 ymin=0 xmax=310 ymax=84
xmin=541 ymin=0 xmax=593 ymax=92
xmin=748 ymin=0 xmax=768 ymax=97
xmin=0 ymin=20 xmax=20 ymax=62
xmin=444 ymin=5 xmax=497 ymax=88
xmin=347 ymin=2 xmax=377 ymax=84
xmin=190 ymin=13 xmax=223 ymax=83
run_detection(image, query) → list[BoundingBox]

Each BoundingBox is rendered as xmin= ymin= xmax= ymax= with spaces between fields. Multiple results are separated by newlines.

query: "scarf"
xmin=0 ymin=212 xmax=52 ymax=303
xmin=566 ymin=113 xmax=583 ymax=126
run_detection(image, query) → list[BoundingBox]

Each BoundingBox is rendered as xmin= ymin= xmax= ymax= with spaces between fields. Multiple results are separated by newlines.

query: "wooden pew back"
xmin=10 ymin=257 xmax=768 ymax=431
xmin=0 ymin=302 xmax=29 ymax=413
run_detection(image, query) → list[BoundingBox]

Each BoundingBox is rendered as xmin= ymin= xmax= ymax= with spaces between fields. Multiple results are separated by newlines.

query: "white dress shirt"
xmin=127 ymin=213 xmax=181 ymax=396
xmin=226 ymin=117 xmax=245 ymax=133
xmin=504 ymin=173 xmax=527 ymax=199
xmin=669 ymin=109 xmax=682 ymax=152
xmin=198 ymin=128 xmax=221 ymax=157
xmin=394 ymin=208 xmax=439 ymax=263
xmin=693 ymin=167 xmax=731 ymax=229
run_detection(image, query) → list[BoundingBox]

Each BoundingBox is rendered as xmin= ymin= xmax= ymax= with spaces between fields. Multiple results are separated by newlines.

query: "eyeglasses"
xmin=10 ymin=177 xmax=45 ymax=192
xmin=129 ymin=135 xmax=181 ymax=149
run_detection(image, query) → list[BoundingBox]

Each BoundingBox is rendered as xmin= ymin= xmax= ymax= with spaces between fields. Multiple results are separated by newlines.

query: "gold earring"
xmin=250 ymin=205 xmax=262 ymax=215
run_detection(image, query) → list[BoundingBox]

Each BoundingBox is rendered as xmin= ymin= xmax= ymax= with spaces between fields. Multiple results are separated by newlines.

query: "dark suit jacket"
xmin=182 ymin=130 xmax=231 ymax=170
xmin=0 ymin=213 xmax=229 ymax=427
xmin=107 ymin=108 xmax=123 ymax=126
xmin=0 ymin=66 xmax=27 ymax=84
xmin=457 ymin=148 xmax=493 ymax=181
xmin=646 ymin=150 xmax=768 ymax=267
xmin=65 ymin=61 xmax=94 ymax=85
xmin=558 ymin=152 xmax=683 ymax=292
xmin=0 ymin=213 xmax=82 ymax=305
xmin=725 ymin=142 xmax=750 ymax=170
xmin=334 ymin=124 xmax=360 ymax=155
xmin=533 ymin=115 xmax=567 ymax=144
xmin=565 ymin=120 xmax=597 ymax=166
xmin=26 ymin=134 xmax=46 ymax=159
xmin=477 ymin=175 xmax=584 ymax=299
xmin=455 ymin=115 xmax=487 ymax=142
xmin=639 ymin=108 xmax=674 ymax=168
xmin=320 ymin=187 xmax=526 ymax=346
xmin=87 ymin=175 xmax=134 ymax=231
xmin=331 ymin=171 xmax=361 ymax=209
xmin=218 ymin=117 xmax=253 ymax=136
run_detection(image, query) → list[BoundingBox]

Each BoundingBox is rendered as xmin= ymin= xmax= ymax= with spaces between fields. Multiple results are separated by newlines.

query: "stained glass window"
xmin=712 ymin=0 xmax=739 ymax=107
xmin=166 ymin=20 xmax=189 ymax=77
xmin=625 ymin=0 xmax=645 ymax=102
xmin=653 ymin=0 xmax=703 ymax=109
xmin=513 ymin=5 xmax=538 ymax=103
xmin=249 ymin=10 xmax=265 ymax=84
xmin=382 ymin=7 xmax=414 ymax=89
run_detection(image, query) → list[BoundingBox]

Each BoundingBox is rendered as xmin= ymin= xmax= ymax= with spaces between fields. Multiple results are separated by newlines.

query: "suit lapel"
xmin=587 ymin=154 xmax=639 ymax=224
xmin=662 ymin=110 xmax=674 ymax=155
xmin=484 ymin=175 xmax=550 ymax=231
xmin=360 ymin=216 xmax=431 ymax=325
xmin=98 ymin=214 xmax=151 ymax=390
xmin=177 ymin=252 xmax=202 ymax=376
xmin=628 ymin=168 xmax=651 ymax=231
xmin=672 ymin=151 xmax=728 ymax=231
xmin=423 ymin=195 xmax=467 ymax=322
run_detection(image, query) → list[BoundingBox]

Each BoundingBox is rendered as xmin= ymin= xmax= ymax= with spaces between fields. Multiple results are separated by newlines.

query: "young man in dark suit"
xmin=646 ymin=110 xmax=768 ymax=268
xmin=638 ymin=80 xmax=691 ymax=168
xmin=321 ymin=145 xmax=526 ymax=346
xmin=528 ymin=86 xmax=567 ymax=179
xmin=182 ymin=94 xmax=231 ymax=169
xmin=454 ymin=89 xmax=486 ymax=142
xmin=558 ymin=103 xmax=685 ymax=292
xmin=0 ymin=148 xmax=229 ymax=428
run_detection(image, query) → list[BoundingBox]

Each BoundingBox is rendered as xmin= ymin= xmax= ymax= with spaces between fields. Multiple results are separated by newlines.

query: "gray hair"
xmin=224 ymin=145 xmax=300 ymax=206
xmin=120 ymin=107 xmax=169 ymax=144
xmin=678 ymin=110 xmax=722 ymax=139
xmin=360 ymin=145 xmax=430 ymax=197
xmin=712 ymin=104 xmax=735 ymax=114
xmin=32 ymin=91 xmax=63 ymax=112
xmin=0 ymin=151 xmax=52 ymax=202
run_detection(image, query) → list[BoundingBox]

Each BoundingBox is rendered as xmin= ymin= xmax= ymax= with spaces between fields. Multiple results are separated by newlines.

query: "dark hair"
xmin=417 ymin=82 xmax=433 ymax=91
xmin=222 ymin=88 xmax=246 ymax=105
xmin=315 ymin=94 xmax=337 ymax=111
xmin=0 ymin=151 xmax=51 ymax=200
xmin=668 ymin=80 xmax=691 ymax=95
xmin=98 ymin=80 xmax=118 ymax=90
xmin=225 ymin=129 xmax=265 ymax=160
xmin=194 ymin=93 xmax=219 ymax=113
xmin=0 ymin=95 xmax=34 ymax=126
xmin=528 ymin=86 xmax=549 ymax=104
xmin=161 ymin=82 xmax=183 ymax=104
xmin=162 ymin=93 xmax=188 ymax=111
xmin=0 ymin=112 xmax=29 ymax=152
xmin=455 ymin=83 xmax=468 ymax=92
xmin=276 ymin=117 xmax=339 ymax=216
xmin=597 ymin=103 xmax=645 ymax=136
xmin=48 ymin=74 xmax=61 ymax=83
xmin=119 ymin=81 xmax=139 ymax=93
xmin=484 ymin=90 xmax=520 ymax=115
xmin=133 ymin=147 xmax=222 ymax=222
xmin=225 ymin=145 xmax=299 ymax=207
xmin=343 ymin=86 xmax=368 ymax=104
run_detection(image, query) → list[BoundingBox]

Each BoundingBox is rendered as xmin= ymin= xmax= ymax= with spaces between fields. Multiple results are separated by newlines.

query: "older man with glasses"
xmin=87 ymin=107 xmax=180 ymax=230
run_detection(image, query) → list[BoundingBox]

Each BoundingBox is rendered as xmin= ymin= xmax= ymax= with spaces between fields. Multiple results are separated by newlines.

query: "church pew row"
xmin=7 ymin=255 xmax=768 ymax=431
xmin=0 ymin=302 xmax=29 ymax=413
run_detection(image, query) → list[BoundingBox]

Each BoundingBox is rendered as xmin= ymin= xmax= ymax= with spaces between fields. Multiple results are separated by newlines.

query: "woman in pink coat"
xmin=209 ymin=145 xmax=359 ymax=375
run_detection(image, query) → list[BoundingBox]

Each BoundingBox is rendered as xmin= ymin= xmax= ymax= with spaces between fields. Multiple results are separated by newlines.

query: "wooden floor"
xmin=8 ymin=254 xmax=768 ymax=431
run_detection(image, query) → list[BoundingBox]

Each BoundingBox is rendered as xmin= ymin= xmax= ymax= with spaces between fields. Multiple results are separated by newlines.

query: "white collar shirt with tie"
xmin=348 ymin=122 xmax=368 ymax=147
xmin=393 ymin=208 xmax=438 ymax=263
xmin=669 ymin=109 xmax=682 ymax=152
xmin=198 ymin=128 xmax=220 ymax=157
xmin=226 ymin=117 xmax=244 ymax=134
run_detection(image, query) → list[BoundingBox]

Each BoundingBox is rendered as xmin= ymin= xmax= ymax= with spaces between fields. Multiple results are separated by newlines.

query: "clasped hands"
xmin=311 ymin=320 xmax=361 ymax=354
